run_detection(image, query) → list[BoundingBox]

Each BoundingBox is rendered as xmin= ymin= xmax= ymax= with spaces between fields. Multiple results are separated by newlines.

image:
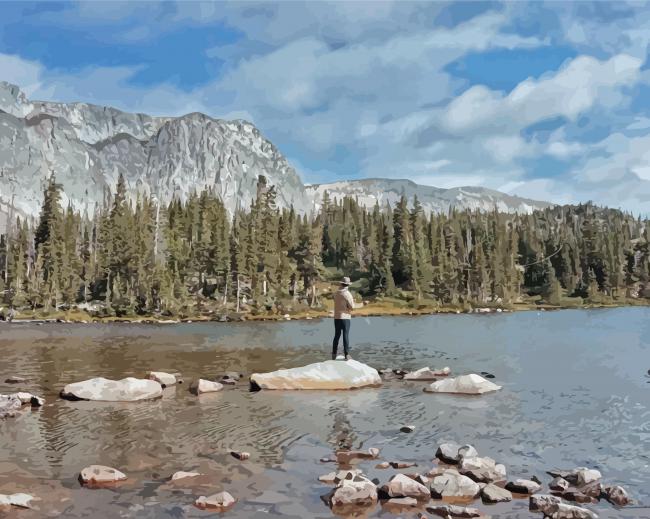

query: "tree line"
xmin=1 ymin=173 xmax=649 ymax=317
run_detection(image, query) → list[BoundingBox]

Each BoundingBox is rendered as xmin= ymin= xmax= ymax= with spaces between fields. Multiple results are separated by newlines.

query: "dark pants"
xmin=332 ymin=319 xmax=351 ymax=358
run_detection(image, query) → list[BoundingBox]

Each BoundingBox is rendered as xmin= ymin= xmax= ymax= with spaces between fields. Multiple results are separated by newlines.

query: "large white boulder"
xmin=424 ymin=374 xmax=501 ymax=395
xmin=430 ymin=470 xmax=481 ymax=499
xmin=250 ymin=359 xmax=381 ymax=390
xmin=60 ymin=377 xmax=163 ymax=401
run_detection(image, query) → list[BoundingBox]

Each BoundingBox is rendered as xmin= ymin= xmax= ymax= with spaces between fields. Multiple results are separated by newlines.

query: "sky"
xmin=1 ymin=1 xmax=650 ymax=214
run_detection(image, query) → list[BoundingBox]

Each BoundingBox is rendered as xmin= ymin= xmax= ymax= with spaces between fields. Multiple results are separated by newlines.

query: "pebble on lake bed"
xmin=0 ymin=493 xmax=38 ymax=509
xmin=189 ymin=379 xmax=223 ymax=395
xmin=171 ymin=471 xmax=202 ymax=481
xmin=400 ymin=425 xmax=415 ymax=433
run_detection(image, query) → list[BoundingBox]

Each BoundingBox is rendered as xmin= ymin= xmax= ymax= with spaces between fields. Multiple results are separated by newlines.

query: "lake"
xmin=1 ymin=308 xmax=649 ymax=518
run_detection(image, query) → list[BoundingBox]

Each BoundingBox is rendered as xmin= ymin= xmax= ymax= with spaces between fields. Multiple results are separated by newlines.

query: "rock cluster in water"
xmin=317 ymin=440 xmax=630 ymax=518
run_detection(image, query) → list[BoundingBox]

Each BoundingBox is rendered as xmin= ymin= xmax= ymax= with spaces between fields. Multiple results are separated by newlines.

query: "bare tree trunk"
xmin=235 ymin=275 xmax=240 ymax=313
xmin=223 ymin=274 xmax=228 ymax=305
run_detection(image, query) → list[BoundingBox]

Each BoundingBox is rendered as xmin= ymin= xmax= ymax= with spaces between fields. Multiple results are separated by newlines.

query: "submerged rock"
xmin=404 ymin=367 xmax=451 ymax=380
xmin=250 ymin=359 xmax=381 ymax=390
xmin=400 ymin=425 xmax=415 ymax=433
xmin=195 ymin=491 xmax=236 ymax=511
xmin=430 ymin=470 xmax=481 ymax=499
xmin=171 ymin=471 xmax=202 ymax=481
xmin=0 ymin=493 xmax=38 ymax=509
xmin=79 ymin=465 xmax=127 ymax=486
xmin=4 ymin=376 xmax=27 ymax=384
xmin=427 ymin=504 xmax=483 ymax=517
xmin=189 ymin=379 xmax=223 ymax=395
xmin=336 ymin=447 xmax=380 ymax=464
xmin=424 ymin=374 xmax=502 ymax=394
xmin=146 ymin=371 xmax=177 ymax=388
xmin=60 ymin=377 xmax=163 ymax=401
xmin=379 ymin=473 xmax=430 ymax=499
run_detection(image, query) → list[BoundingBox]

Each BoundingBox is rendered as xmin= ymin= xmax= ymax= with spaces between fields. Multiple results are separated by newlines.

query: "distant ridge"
xmin=0 ymin=81 xmax=551 ymax=225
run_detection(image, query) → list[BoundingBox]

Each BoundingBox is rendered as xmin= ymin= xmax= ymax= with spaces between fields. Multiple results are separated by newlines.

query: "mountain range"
xmin=0 ymin=81 xmax=551 ymax=230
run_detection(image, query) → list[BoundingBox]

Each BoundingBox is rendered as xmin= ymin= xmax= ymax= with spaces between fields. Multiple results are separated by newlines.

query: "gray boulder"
xmin=459 ymin=455 xmax=506 ymax=483
xmin=330 ymin=474 xmax=378 ymax=508
xmin=430 ymin=470 xmax=481 ymax=499
xmin=481 ymin=483 xmax=512 ymax=503
xmin=436 ymin=442 xmax=461 ymax=464
xmin=550 ymin=477 xmax=570 ymax=492
xmin=379 ymin=473 xmax=430 ymax=499
xmin=506 ymin=478 xmax=542 ymax=494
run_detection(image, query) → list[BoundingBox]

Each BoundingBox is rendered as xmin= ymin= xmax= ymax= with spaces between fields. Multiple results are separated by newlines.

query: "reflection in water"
xmin=0 ymin=308 xmax=649 ymax=518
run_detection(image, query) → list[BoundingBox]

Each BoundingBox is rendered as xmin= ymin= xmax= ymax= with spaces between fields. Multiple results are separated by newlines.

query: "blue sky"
xmin=1 ymin=1 xmax=650 ymax=213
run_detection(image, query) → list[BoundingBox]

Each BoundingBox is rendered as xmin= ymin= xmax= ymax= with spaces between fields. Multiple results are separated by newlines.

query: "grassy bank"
xmin=6 ymin=294 xmax=650 ymax=324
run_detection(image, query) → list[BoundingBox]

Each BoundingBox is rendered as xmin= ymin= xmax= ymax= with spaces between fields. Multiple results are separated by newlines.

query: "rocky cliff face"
xmin=0 ymin=81 xmax=311 ymax=220
xmin=306 ymin=178 xmax=551 ymax=214
xmin=0 ymin=81 xmax=551 ymax=228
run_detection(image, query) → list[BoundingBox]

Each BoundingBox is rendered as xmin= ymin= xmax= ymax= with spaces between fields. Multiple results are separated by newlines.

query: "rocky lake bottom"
xmin=0 ymin=308 xmax=649 ymax=518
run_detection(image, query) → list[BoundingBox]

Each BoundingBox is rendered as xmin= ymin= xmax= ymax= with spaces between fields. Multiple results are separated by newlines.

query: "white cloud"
xmin=443 ymin=54 xmax=642 ymax=134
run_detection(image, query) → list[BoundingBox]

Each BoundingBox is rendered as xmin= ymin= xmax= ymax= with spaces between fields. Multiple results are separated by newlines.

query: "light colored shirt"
xmin=334 ymin=287 xmax=356 ymax=319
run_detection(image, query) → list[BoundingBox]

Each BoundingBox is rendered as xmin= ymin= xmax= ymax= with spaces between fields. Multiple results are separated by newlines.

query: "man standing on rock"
xmin=332 ymin=277 xmax=362 ymax=361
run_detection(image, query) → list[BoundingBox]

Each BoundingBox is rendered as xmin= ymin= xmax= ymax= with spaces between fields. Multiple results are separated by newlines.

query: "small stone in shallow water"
xmin=230 ymin=451 xmax=250 ymax=460
xmin=171 ymin=471 xmax=201 ymax=481
xmin=375 ymin=462 xmax=390 ymax=469
xmin=195 ymin=491 xmax=236 ymax=511
xmin=79 ymin=465 xmax=127 ymax=486
xmin=426 ymin=504 xmax=483 ymax=517
xmin=400 ymin=425 xmax=415 ymax=433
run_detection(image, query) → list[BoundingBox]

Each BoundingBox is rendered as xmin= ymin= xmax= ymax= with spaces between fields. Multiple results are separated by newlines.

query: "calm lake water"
xmin=1 ymin=308 xmax=649 ymax=518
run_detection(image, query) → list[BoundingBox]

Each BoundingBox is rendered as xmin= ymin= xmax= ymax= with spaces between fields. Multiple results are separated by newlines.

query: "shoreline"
xmin=4 ymin=299 xmax=650 ymax=324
